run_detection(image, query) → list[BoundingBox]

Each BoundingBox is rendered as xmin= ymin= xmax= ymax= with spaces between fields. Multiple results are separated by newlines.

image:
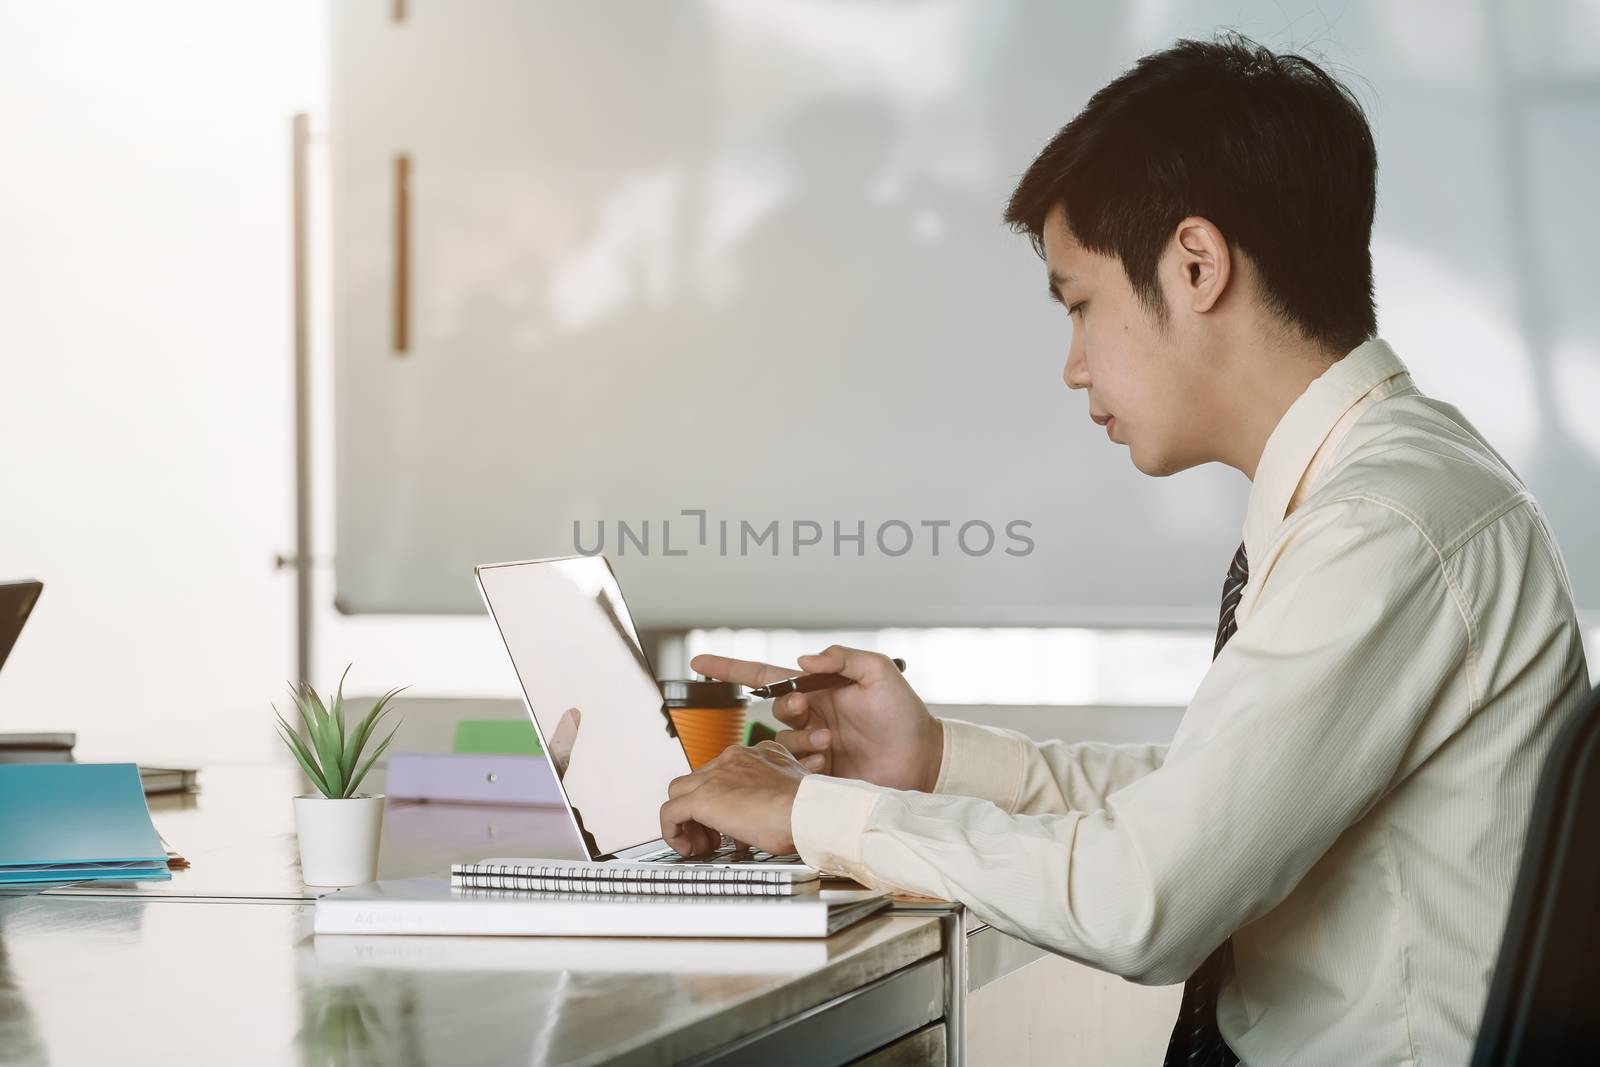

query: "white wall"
xmin=0 ymin=5 xmax=1593 ymax=768
xmin=0 ymin=3 xmax=325 ymax=762
xmin=328 ymin=0 xmax=1600 ymax=627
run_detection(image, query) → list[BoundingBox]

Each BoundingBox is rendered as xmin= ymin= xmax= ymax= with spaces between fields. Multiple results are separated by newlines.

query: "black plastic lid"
xmin=660 ymin=679 xmax=747 ymax=708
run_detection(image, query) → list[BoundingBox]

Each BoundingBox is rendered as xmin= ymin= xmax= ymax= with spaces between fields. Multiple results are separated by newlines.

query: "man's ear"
xmin=1172 ymin=216 xmax=1231 ymax=314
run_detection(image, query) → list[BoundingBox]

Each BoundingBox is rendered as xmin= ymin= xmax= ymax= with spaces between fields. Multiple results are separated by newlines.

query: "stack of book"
xmin=316 ymin=858 xmax=887 ymax=938
xmin=0 ymin=731 xmax=75 ymax=764
xmin=0 ymin=737 xmax=196 ymax=798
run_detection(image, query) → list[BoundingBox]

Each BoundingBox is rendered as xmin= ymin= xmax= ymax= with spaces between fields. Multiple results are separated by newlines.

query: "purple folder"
xmin=384 ymin=753 xmax=564 ymax=807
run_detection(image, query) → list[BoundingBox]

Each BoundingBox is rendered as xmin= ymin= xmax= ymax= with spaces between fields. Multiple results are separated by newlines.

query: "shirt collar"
xmin=1242 ymin=338 xmax=1410 ymax=568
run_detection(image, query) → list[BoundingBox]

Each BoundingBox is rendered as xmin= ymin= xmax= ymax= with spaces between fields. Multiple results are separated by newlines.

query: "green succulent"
xmin=273 ymin=667 xmax=405 ymax=799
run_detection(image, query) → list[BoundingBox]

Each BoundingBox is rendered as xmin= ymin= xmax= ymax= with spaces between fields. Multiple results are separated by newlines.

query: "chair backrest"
xmin=1471 ymin=682 xmax=1600 ymax=1065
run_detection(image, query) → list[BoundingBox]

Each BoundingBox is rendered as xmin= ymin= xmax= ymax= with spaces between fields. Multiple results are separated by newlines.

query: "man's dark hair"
xmin=1004 ymin=34 xmax=1378 ymax=354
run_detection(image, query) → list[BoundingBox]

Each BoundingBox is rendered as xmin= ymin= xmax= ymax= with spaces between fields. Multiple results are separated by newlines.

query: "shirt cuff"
xmin=931 ymin=718 xmax=1026 ymax=812
xmin=790 ymin=773 xmax=884 ymax=878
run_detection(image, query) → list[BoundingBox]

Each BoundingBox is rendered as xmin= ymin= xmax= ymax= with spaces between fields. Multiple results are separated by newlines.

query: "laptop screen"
xmin=476 ymin=557 xmax=691 ymax=858
xmin=1 ymin=580 xmax=43 ymax=677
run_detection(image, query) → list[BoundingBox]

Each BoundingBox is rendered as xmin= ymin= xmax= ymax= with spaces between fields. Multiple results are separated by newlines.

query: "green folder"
xmin=451 ymin=717 xmax=771 ymax=759
xmin=452 ymin=719 xmax=543 ymax=757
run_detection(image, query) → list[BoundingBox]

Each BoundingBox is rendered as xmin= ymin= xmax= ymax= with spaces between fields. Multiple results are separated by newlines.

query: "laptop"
xmin=0 ymin=580 xmax=44 ymax=676
xmin=474 ymin=555 xmax=815 ymax=877
xmin=0 ymin=580 xmax=75 ymax=755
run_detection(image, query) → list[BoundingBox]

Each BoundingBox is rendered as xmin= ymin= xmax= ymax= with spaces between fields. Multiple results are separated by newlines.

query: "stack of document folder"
xmin=0 ymin=763 xmax=171 ymax=884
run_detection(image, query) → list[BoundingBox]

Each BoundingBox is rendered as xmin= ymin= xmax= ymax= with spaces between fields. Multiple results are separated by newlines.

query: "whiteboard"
xmin=331 ymin=0 xmax=1600 ymax=626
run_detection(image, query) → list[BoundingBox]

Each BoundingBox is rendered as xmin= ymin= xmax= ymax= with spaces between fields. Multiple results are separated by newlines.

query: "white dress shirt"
xmin=790 ymin=340 xmax=1591 ymax=1065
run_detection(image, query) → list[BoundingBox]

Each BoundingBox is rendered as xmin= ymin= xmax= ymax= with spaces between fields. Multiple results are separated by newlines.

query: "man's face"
xmin=1040 ymin=205 xmax=1206 ymax=476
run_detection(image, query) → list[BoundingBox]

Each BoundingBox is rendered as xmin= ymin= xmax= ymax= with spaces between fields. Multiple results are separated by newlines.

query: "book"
xmin=313 ymin=877 xmax=889 ymax=938
xmin=139 ymin=766 xmax=198 ymax=796
xmin=0 ymin=763 xmax=170 ymax=884
xmin=0 ymin=731 xmax=75 ymax=749
xmin=314 ymin=929 xmax=834 ymax=973
xmin=451 ymin=856 xmax=819 ymax=894
xmin=0 ymin=748 xmax=75 ymax=765
xmin=0 ymin=731 xmax=76 ymax=765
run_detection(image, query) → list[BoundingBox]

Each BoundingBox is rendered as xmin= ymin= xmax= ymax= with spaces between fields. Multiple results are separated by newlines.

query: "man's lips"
xmin=1090 ymin=412 xmax=1113 ymax=426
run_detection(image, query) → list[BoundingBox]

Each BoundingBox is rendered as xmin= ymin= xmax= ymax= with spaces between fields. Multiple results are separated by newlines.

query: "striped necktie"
xmin=1163 ymin=541 xmax=1249 ymax=1067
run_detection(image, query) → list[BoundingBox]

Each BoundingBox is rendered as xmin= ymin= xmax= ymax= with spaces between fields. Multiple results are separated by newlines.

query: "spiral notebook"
xmin=452 ymin=857 xmax=820 ymax=895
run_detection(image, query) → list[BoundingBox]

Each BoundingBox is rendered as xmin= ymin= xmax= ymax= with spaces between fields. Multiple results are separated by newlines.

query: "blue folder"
xmin=0 ymin=763 xmax=171 ymax=884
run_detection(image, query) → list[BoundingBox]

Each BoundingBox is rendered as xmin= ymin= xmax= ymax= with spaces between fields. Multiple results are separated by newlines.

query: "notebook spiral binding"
xmin=449 ymin=860 xmax=797 ymax=896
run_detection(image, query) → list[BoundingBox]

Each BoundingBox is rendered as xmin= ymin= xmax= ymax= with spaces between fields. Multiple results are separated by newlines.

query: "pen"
xmin=745 ymin=658 xmax=907 ymax=699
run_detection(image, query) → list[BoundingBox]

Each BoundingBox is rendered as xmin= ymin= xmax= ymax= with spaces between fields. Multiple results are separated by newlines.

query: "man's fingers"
xmin=676 ymin=822 xmax=717 ymax=857
xmin=797 ymin=644 xmax=897 ymax=683
xmin=774 ymin=729 xmax=830 ymax=774
xmin=775 ymin=728 xmax=831 ymax=756
xmin=690 ymin=654 xmax=802 ymax=690
xmin=660 ymin=795 xmax=717 ymax=857
xmin=666 ymin=772 xmax=702 ymax=800
xmin=773 ymin=691 xmax=814 ymax=726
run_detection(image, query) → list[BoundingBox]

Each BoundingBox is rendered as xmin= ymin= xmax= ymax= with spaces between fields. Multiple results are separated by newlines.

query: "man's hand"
xmin=548 ymin=707 xmax=581 ymax=781
xmin=691 ymin=645 xmax=943 ymax=792
xmin=660 ymin=742 xmax=808 ymax=857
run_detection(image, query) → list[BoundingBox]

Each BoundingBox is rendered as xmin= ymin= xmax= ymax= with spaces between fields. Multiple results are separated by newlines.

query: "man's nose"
xmin=1063 ymin=337 xmax=1089 ymax=390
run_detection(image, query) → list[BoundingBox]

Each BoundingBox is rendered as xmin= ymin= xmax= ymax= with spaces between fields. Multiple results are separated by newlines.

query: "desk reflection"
xmin=299 ymin=924 xmax=889 ymax=1066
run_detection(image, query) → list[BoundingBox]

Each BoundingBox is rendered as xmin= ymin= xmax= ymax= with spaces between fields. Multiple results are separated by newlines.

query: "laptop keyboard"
xmin=635 ymin=837 xmax=803 ymax=865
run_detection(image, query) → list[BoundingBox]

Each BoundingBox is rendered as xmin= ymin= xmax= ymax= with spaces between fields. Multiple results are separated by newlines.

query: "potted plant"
xmin=274 ymin=669 xmax=404 ymax=887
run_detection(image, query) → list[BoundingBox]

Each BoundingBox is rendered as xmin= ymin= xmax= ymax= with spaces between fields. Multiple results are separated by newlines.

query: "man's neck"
xmin=1215 ymin=333 xmax=1346 ymax=481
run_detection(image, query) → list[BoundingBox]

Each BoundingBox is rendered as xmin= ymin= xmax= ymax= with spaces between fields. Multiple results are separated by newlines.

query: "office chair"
xmin=1471 ymin=681 xmax=1600 ymax=1065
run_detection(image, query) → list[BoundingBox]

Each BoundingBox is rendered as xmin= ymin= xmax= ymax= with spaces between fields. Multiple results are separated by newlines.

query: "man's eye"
xmin=1067 ymin=302 xmax=1084 ymax=317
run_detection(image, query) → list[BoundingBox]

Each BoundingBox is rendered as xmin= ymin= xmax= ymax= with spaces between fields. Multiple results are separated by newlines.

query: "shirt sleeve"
xmin=933 ymin=718 xmax=1166 ymax=814
xmin=790 ymin=496 xmax=1470 ymax=984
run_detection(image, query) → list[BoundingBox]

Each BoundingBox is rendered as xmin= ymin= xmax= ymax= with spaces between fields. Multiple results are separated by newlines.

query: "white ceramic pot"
xmin=292 ymin=794 xmax=386 ymax=887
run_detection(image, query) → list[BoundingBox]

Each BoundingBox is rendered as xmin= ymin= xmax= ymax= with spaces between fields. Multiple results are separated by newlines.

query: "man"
xmin=659 ymin=35 xmax=1590 ymax=1064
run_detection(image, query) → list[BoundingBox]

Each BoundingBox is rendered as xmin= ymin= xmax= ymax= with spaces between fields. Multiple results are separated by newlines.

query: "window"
xmin=680 ymin=628 xmax=1216 ymax=706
